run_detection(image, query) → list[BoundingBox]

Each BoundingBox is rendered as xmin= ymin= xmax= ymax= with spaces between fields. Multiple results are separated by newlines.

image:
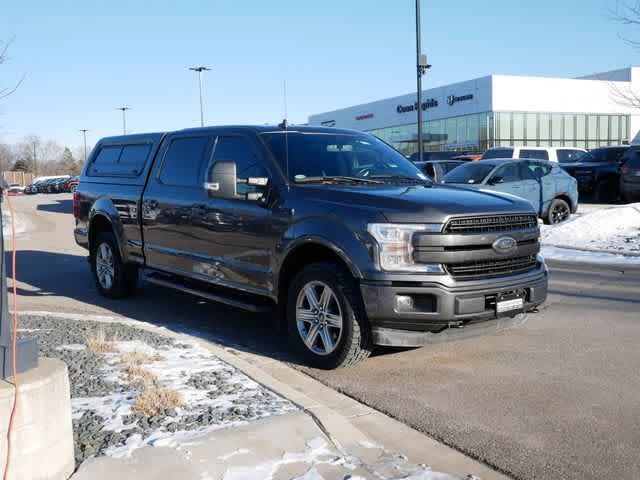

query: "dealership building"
xmin=308 ymin=67 xmax=640 ymax=154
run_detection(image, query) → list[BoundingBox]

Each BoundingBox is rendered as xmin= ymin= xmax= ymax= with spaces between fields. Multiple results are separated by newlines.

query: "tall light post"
xmin=189 ymin=66 xmax=211 ymax=127
xmin=415 ymin=0 xmax=431 ymax=161
xmin=116 ymin=106 xmax=131 ymax=134
xmin=79 ymin=129 xmax=89 ymax=162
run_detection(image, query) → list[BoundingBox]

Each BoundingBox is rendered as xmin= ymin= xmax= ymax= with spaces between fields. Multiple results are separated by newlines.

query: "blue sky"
xmin=0 ymin=0 xmax=637 ymax=149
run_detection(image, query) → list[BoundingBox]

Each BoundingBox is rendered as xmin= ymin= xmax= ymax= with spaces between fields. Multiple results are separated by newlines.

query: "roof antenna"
xmin=279 ymin=80 xmax=290 ymax=189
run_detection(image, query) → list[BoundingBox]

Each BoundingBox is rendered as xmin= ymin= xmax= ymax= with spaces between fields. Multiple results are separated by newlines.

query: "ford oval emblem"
xmin=492 ymin=236 xmax=517 ymax=254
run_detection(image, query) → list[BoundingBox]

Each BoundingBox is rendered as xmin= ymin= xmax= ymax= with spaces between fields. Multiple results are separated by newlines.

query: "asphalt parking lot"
xmin=7 ymin=193 xmax=640 ymax=480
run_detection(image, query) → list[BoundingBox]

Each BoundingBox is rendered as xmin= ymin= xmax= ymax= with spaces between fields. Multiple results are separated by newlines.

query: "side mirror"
xmin=205 ymin=161 xmax=239 ymax=199
xmin=488 ymin=176 xmax=504 ymax=185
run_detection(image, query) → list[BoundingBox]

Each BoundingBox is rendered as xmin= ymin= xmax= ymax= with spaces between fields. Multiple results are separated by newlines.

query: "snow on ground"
xmin=541 ymin=203 xmax=640 ymax=264
xmin=67 ymin=337 xmax=297 ymax=458
xmin=221 ymin=436 xmax=461 ymax=480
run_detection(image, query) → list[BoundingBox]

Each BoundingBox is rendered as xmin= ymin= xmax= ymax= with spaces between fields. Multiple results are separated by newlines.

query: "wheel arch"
xmin=277 ymin=238 xmax=361 ymax=306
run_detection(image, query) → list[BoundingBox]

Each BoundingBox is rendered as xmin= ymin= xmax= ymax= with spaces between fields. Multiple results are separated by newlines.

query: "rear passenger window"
xmin=604 ymin=148 xmax=626 ymax=163
xmin=159 ymin=136 xmax=211 ymax=187
xmin=520 ymin=149 xmax=549 ymax=160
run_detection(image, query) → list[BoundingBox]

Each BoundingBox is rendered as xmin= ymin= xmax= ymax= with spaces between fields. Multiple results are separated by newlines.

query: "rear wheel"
xmin=287 ymin=262 xmax=372 ymax=369
xmin=545 ymin=198 xmax=571 ymax=224
xmin=91 ymin=232 xmax=138 ymax=298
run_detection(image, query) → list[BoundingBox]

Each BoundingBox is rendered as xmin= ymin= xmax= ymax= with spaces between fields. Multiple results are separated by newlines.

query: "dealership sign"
xmin=355 ymin=113 xmax=374 ymax=121
xmin=396 ymin=98 xmax=438 ymax=114
xmin=446 ymin=94 xmax=474 ymax=106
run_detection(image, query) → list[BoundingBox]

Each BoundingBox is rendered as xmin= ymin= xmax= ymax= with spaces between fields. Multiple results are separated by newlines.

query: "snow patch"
xmin=71 ymin=338 xmax=297 ymax=458
xmin=542 ymin=203 xmax=640 ymax=254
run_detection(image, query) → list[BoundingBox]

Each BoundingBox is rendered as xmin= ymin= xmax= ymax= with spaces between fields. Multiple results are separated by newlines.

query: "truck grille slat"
xmin=444 ymin=214 xmax=538 ymax=234
xmin=445 ymin=255 xmax=539 ymax=279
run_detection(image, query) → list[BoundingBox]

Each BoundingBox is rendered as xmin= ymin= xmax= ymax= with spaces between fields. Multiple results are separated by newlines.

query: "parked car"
xmin=74 ymin=127 xmax=548 ymax=369
xmin=7 ymin=184 xmax=25 ymax=196
xmin=66 ymin=176 xmax=80 ymax=193
xmin=559 ymin=146 xmax=629 ymax=202
xmin=620 ymin=146 xmax=640 ymax=202
xmin=414 ymin=160 xmax=465 ymax=183
xmin=409 ymin=150 xmax=476 ymax=162
xmin=482 ymin=146 xmax=587 ymax=163
xmin=52 ymin=176 xmax=71 ymax=193
xmin=442 ymin=159 xmax=578 ymax=224
xmin=451 ymin=153 xmax=482 ymax=162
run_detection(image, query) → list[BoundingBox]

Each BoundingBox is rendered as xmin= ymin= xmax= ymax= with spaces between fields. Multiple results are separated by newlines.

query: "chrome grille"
xmin=445 ymin=255 xmax=539 ymax=279
xmin=444 ymin=214 xmax=538 ymax=234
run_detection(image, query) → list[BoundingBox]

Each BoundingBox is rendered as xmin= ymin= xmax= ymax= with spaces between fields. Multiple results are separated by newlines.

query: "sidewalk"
xmin=35 ymin=312 xmax=508 ymax=480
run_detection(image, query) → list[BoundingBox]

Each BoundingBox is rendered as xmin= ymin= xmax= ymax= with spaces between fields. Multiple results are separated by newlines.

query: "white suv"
xmin=482 ymin=146 xmax=586 ymax=163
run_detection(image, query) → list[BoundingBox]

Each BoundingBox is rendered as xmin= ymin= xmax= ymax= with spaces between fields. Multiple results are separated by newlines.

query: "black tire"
xmin=91 ymin=232 xmax=138 ymax=299
xmin=595 ymin=180 xmax=616 ymax=203
xmin=545 ymin=198 xmax=571 ymax=225
xmin=287 ymin=262 xmax=372 ymax=369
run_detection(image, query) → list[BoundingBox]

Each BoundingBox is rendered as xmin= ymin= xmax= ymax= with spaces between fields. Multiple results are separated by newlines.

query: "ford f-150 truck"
xmin=74 ymin=125 xmax=548 ymax=369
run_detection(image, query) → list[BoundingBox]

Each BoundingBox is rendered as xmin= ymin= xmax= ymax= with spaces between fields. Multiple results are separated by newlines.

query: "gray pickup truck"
xmin=74 ymin=125 xmax=548 ymax=368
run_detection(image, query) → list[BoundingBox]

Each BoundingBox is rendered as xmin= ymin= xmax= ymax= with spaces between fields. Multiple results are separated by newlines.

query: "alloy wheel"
xmin=96 ymin=243 xmax=115 ymax=290
xmin=551 ymin=203 xmax=570 ymax=224
xmin=295 ymin=281 xmax=343 ymax=356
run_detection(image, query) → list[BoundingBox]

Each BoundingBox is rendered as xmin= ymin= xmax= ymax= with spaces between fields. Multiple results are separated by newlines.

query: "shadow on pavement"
xmin=36 ymin=199 xmax=73 ymax=214
xmin=10 ymin=250 xmax=405 ymax=367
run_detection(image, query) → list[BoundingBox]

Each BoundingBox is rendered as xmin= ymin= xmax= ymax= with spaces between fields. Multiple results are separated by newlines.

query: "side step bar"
xmin=144 ymin=272 xmax=273 ymax=313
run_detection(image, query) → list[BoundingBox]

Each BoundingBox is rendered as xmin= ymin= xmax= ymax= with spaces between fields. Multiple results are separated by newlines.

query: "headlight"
xmin=367 ymin=223 xmax=444 ymax=273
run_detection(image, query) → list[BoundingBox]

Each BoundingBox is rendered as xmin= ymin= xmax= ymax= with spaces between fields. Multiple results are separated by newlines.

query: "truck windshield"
xmin=261 ymin=131 xmax=429 ymax=184
xmin=442 ymin=163 xmax=495 ymax=184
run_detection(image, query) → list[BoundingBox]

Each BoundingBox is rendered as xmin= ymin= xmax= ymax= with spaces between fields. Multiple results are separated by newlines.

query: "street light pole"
xmin=79 ymin=129 xmax=89 ymax=162
xmin=189 ymin=66 xmax=211 ymax=127
xmin=415 ymin=0 xmax=431 ymax=161
xmin=116 ymin=106 xmax=131 ymax=135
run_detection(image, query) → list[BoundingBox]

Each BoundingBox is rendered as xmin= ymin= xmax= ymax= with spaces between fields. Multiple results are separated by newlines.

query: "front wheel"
xmin=91 ymin=232 xmax=138 ymax=299
xmin=287 ymin=262 xmax=372 ymax=369
xmin=545 ymin=198 xmax=571 ymax=225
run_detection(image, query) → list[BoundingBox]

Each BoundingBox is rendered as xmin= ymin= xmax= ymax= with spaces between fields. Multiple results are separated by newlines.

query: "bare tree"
xmin=0 ymin=36 xmax=23 ymax=101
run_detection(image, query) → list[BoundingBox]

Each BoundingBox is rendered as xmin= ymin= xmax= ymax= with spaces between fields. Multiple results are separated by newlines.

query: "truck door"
xmin=141 ymin=133 xmax=215 ymax=275
xmin=194 ymin=134 xmax=278 ymax=296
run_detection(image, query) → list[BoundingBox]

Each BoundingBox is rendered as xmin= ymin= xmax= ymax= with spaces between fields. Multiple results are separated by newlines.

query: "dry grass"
xmin=132 ymin=387 xmax=183 ymax=416
xmin=121 ymin=365 xmax=158 ymax=389
xmin=85 ymin=330 xmax=118 ymax=353
xmin=117 ymin=350 xmax=153 ymax=367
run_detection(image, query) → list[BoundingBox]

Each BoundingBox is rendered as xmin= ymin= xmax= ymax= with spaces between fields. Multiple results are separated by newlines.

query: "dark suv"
xmin=620 ymin=146 xmax=640 ymax=202
xmin=74 ymin=126 xmax=548 ymax=368
xmin=560 ymin=146 xmax=629 ymax=202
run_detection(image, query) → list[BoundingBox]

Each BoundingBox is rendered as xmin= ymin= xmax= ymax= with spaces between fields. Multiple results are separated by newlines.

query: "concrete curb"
xmin=544 ymin=243 xmax=640 ymax=257
xmin=19 ymin=310 xmax=509 ymax=480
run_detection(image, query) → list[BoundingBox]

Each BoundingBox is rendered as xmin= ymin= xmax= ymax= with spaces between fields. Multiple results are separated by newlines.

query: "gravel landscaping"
xmin=17 ymin=314 xmax=297 ymax=468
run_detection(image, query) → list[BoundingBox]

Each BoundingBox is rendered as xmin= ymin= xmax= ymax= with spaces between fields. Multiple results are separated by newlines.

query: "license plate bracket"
xmin=496 ymin=291 xmax=525 ymax=315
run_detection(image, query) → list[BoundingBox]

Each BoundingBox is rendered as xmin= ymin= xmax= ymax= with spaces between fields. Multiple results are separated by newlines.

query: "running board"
xmin=144 ymin=272 xmax=273 ymax=313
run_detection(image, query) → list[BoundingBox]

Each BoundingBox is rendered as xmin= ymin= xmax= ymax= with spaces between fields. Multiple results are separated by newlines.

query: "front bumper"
xmin=360 ymin=266 xmax=548 ymax=346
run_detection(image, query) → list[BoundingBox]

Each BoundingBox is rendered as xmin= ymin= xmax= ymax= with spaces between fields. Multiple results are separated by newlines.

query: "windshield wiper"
xmin=294 ymin=175 xmax=382 ymax=185
xmin=369 ymin=174 xmax=432 ymax=185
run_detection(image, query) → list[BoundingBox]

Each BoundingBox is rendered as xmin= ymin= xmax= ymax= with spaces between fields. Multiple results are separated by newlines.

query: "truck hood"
xmin=293 ymin=184 xmax=534 ymax=223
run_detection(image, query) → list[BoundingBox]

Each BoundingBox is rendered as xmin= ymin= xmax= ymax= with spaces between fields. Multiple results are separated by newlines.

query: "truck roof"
xmin=98 ymin=125 xmax=367 ymax=145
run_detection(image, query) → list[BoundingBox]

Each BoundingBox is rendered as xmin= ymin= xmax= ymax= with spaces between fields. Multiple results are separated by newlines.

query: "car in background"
xmin=51 ymin=176 xmax=71 ymax=193
xmin=414 ymin=160 xmax=465 ymax=183
xmin=409 ymin=150 xmax=476 ymax=162
xmin=442 ymin=159 xmax=578 ymax=224
xmin=620 ymin=146 xmax=640 ymax=202
xmin=7 ymin=184 xmax=25 ymax=196
xmin=482 ymin=146 xmax=587 ymax=163
xmin=66 ymin=176 xmax=79 ymax=192
xmin=559 ymin=146 xmax=629 ymax=202
xmin=451 ymin=153 xmax=482 ymax=162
